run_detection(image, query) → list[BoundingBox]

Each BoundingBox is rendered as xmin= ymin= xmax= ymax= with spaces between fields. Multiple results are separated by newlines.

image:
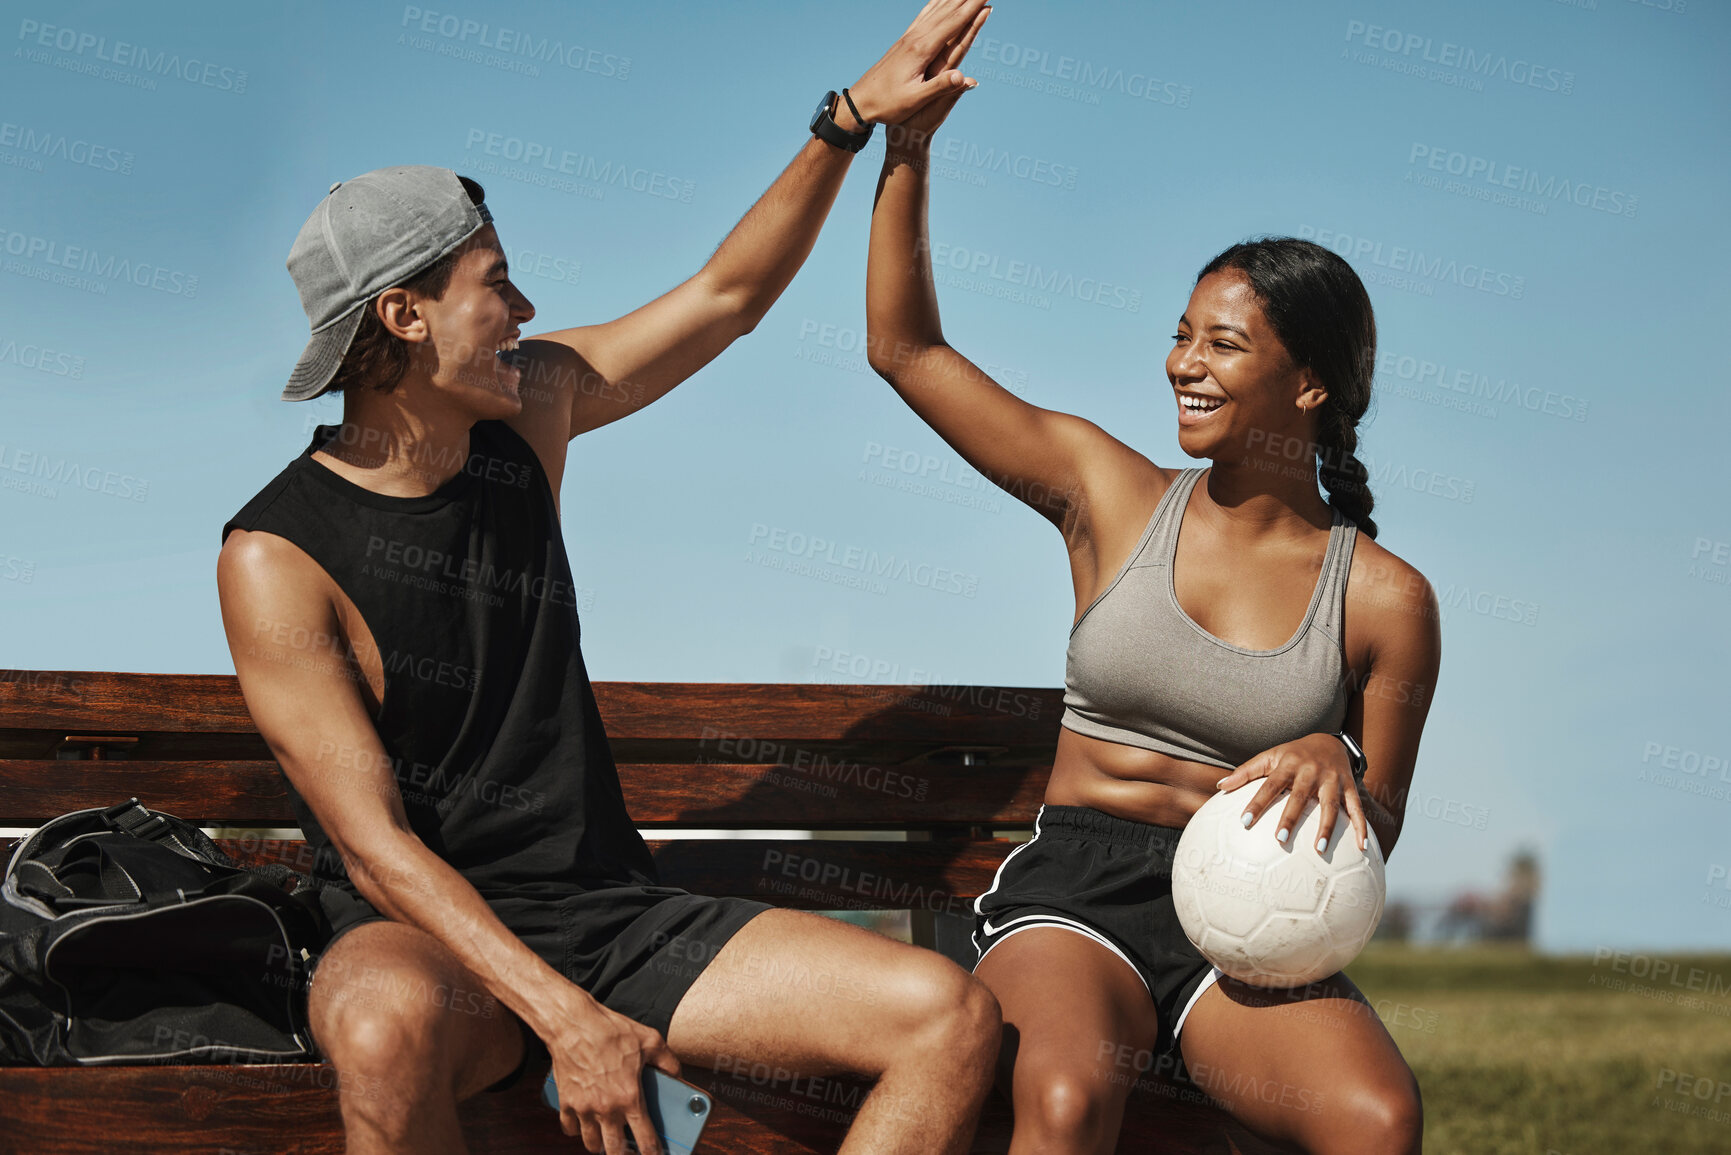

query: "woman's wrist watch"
xmin=1334 ymin=731 xmax=1368 ymax=780
xmin=810 ymin=89 xmax=873 ymax=153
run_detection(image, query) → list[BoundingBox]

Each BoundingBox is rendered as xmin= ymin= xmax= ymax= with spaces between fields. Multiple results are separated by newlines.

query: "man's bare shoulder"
xmin=220 ymin=527 xmax=318 ymax=582
xmin=217 ymin=528 xmax=335 ymax=618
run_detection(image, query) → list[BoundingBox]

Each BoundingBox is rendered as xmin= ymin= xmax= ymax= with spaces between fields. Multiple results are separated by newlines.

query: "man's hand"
xmin=514 ymin=0 xmax=997 ymax=470
xmin=843 ymin=0 xmax=992 ymax=128
xmin=546 ymin=990 xmax=680 ymax=1155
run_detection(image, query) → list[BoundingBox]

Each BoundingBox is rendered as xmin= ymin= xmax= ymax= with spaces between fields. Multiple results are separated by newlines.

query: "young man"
xmin=216 ymin=6 xmax=997 ymax=1154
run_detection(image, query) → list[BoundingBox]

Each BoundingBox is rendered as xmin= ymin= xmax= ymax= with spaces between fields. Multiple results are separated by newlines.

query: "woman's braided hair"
xmin=1196 ymin=237 xmax=1379 ymax=539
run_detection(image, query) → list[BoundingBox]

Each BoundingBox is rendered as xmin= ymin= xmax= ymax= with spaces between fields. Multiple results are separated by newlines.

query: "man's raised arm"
xmin=522 ymin=0 xmax=990 ymax=440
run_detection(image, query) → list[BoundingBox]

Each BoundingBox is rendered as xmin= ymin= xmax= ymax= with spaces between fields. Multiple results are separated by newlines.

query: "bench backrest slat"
xmin=1 ymin=672 xmax=1060 ymax=743
xmin=0 ymin=673 xmax=1059 ymax=830
xmin=0 ymin=759 xmax=1051 ymax=828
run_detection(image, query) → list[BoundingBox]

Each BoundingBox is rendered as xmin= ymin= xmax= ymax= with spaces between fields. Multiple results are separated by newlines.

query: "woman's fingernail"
xmin=1216 ymin=777 xmax=1231 ymax=790
xmin=1240 ymin=811 xmax=1254 ymax=828
xmin=1276 ymin=827 xmax=1290 ymax=844
xmin=1316 ymin=837 xmax=1329 ymax=853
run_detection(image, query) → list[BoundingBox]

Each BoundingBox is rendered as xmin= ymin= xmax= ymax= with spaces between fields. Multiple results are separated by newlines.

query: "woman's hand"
xmin=882 ymin=4 xmax=989 ymax=151
xmin=544 ymin=991 xmax=680 ymax=1155
xmin=847 ymin=0 xmax=990 ymax=131
xmin=1215 ymin=733 xmax=1370 ymax=854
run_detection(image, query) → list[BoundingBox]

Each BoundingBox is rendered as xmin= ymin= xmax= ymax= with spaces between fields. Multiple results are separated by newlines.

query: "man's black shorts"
xmin=307 ymin=883 xmax=770 ymax=1090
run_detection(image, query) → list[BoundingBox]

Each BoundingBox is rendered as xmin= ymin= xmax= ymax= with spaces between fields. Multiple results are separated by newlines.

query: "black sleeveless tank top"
xmin=220 ymin=420 xmax=656 ymax=900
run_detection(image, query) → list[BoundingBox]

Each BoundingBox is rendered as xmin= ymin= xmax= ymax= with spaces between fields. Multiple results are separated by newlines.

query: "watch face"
xmin=811 ymin=90 xmax=837 ymax=133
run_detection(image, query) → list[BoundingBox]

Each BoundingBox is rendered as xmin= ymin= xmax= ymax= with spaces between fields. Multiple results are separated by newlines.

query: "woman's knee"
xmin=1318 ymin=1073 xmax=1422 ymax=1155
xmin=1015 ymin=1065 xmax=1116 ymax=1148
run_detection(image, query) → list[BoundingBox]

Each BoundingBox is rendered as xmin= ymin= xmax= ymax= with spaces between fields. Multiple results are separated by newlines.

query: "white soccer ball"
xmin=1172 ymin=780 xmax=1386 ymax=988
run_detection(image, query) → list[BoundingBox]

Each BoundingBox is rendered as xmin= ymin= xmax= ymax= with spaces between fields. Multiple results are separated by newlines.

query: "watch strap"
xmin=811 ymin=89 xmax=872 ymax=153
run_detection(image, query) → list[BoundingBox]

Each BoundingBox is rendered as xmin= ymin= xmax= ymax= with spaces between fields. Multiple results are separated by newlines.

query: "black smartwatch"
xmin=810 ymin=89 xmax=873 ymax=153
xmin=1334 ymin=731 xmax=1368 ymax=781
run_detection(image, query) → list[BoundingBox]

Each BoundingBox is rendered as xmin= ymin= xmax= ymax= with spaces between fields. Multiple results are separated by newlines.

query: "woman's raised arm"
xmin=865 ymin=80 xmax=1148 ymax=535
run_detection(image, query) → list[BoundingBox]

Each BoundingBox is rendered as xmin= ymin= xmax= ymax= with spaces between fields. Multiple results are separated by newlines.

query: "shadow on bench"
xmin=0 ymin=671 xmax=1292 ymax=1154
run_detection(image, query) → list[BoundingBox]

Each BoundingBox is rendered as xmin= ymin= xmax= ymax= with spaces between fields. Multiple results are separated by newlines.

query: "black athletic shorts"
xmin=307 ymin=882 xmax=770 ymax=1091
xmin=972 ymin=804 xmax=1222 ymax=1062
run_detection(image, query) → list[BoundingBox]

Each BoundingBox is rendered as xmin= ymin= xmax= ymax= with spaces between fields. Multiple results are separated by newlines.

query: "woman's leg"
xmin=975 ymin=927 xmax=1162 ymax=1155
xmin=1177 ymin=972 xmax=1422 ymax=1155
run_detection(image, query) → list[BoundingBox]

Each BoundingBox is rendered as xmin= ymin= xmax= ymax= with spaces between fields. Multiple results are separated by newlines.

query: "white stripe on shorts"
xmin=975 ymin=912 xmax=1152 ymax=998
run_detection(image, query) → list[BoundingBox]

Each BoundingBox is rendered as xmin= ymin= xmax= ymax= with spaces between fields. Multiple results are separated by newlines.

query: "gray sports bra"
xmin=1061 ymin=467 xmax=1357 ymax=772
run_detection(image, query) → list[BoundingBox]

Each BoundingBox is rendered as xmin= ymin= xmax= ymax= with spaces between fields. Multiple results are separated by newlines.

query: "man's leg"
xmin=665 ymin=908 xmax=1002 ymax=1155
xmin=307 ymin=920 xmax=529 ymax=1155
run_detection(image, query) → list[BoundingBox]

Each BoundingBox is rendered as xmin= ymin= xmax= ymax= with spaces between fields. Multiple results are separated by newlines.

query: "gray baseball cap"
xmin=282 ymin=165 xmax=492 ymax=402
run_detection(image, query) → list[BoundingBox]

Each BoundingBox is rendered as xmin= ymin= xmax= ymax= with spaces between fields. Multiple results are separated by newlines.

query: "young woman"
xmin=862 ymin=52 xmax=1441 ymax=1155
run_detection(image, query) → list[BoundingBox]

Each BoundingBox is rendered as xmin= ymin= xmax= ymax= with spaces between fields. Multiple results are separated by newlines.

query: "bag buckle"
xmin=102 ymin=797 xmax=174 ymax=844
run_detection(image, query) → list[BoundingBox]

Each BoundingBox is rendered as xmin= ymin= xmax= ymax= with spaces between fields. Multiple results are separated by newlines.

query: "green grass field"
xmin=1342 ymin=945 xmax=1731 ymax=1155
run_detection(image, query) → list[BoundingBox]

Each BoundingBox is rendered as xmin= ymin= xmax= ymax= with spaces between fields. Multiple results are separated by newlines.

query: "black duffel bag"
xmin=0 ymin=798 xmax=331 ymax=1065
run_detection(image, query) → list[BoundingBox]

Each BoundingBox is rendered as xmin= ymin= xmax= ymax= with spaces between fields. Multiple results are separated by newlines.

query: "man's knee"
xmin=314 ymin=961 xmax=450 ymax=1076
xmin=309 ymin=932 xmax=476 ymax=1079
xmin=897 ymin=958 xmax=1001 ymax=1062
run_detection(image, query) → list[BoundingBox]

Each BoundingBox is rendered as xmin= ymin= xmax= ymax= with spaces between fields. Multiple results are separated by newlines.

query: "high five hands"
xmin=845 ymin=0 xmax=991 ymax=132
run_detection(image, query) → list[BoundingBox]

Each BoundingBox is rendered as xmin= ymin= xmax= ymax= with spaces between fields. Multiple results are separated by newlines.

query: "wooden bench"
xmin=0 ymin=670 xmax=1287 ymax=1154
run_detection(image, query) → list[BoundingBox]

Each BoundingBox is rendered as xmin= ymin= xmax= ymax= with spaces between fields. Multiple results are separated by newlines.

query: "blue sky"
xmin=2 ymin=0 xmax=1727 ymax=953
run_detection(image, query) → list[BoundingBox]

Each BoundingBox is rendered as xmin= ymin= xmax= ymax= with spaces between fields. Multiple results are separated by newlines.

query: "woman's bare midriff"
xmin=1044 ymin=724 xmax=1228 ymax=830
